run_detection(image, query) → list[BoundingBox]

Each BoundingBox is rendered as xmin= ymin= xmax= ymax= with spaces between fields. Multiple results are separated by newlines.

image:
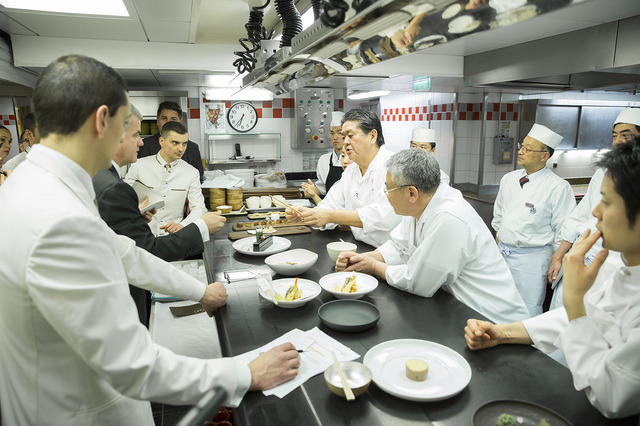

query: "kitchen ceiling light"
xmin=0 ymin=0 xmax=129 ymax=16
xmin=348 ymin=90 xmax=391 ymax=100
xmin=205 ymin=87 xmax=273 ymax=101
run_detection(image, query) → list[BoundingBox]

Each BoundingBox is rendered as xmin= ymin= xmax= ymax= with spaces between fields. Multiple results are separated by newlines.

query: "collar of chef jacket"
xmin=520 ymin=166 xmax=548 ymax=183
xmin=585 ymin=259 xmax=640 ymax=346
xmin=27 ymin=144 xmax=98 ymax=215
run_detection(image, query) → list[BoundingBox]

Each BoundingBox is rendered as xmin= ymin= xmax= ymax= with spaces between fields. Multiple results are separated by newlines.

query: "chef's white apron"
xmin=499 ymin=242 xmax=553 ymax=317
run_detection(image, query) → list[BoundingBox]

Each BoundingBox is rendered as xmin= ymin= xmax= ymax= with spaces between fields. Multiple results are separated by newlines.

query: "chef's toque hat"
xmin=411 ymin=128 xmax=436 ymax=143
xmin=614 ymin=108 xmax=640 ymax=127
xmin=527 ymin=123 xmax=563 ymax=149
xmin=331 ymin=111 xmax=345 ymax=127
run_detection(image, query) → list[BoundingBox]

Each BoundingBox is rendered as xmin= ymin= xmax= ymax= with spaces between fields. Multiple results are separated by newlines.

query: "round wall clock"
xmin=227 ymin=101 xmax=258 ymax=133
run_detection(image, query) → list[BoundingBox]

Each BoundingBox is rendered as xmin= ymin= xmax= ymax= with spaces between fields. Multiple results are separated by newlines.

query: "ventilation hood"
xmin=242 ymin=0 xmax=602 ymax=95
xmin=464 ymin=14 xmax=640 ymax=93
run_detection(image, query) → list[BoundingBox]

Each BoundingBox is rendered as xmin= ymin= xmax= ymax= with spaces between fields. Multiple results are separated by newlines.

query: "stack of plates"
xmin=255 ymin=173 xmax=287 ymax=188
xmin=225 ymin=169 xmax=254 ymax=189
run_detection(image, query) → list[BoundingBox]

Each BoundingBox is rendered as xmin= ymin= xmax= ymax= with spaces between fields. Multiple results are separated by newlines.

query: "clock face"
xmin=227 ymin=101 xmax=258 ymax=133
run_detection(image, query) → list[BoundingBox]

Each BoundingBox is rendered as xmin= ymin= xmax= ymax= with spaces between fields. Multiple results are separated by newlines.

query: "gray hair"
xmin=386 ymin=148 xmax=440 ymax=194
xmin=124 ymin=104 xmax=143 ymax=131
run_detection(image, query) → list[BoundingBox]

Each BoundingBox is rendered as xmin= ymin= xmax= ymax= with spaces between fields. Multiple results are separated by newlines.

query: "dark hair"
xmin=546 ymin=147 xmax=555 ymax=158
xmin=161 ymin=120 xmax=188 ymax=138
xmin=595 ymin=137 xmax=640 ymax=225
xmin=343 ymin=109 xmax=385 ymax=146
xmin=33 ymin=55 xmax=128 ymax=139
xmin=23 ymin=113 xmax=37 ymax=133
xmin=157 ymin=101 xmax=183 ymax=118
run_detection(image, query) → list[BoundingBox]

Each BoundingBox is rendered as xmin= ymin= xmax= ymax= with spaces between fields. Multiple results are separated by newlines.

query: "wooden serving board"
xmin=227 ymin=225 xmax=311 ymax=240
xmin=247 ymin=211 xmax=285 ymax=219
xmin=232 ymin=220 xmax=300 ymax=231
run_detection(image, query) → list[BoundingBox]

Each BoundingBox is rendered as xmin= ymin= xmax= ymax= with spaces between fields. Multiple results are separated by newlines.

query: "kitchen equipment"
xmin=318 ymin=300 xmax=380 ymax=332
xmin=324 ymin=360 xmax=371 ymax=400
xmin=363 ymin=339 xmax=472 ymax=402
xmin=265 ymin=249 xmax=318 ymax=275
xmin=318 ymin=272 xmax=378 ymax=299
xmin=257 ymin=278 xmax=321 ymax=308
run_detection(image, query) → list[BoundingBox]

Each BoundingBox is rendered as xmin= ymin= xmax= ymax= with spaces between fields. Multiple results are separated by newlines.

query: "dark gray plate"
xmin=473 ymin=399 xmax=573 ymax=426
xmin=318 ymin=300 xmax=380 ymax=332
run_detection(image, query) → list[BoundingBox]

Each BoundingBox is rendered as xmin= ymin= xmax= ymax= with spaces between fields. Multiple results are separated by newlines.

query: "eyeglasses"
xmin=517 ymin=143 xmax=547 ymax=153
xmin=383 ymin=184 xmax=409 ymax=196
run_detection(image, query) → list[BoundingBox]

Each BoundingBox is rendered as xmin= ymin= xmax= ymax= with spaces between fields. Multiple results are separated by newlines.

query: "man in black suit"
xmin=138 ymin=100 xmax=205 ymax=182
xmin=93 ymin=104 xmax=225 ymax=325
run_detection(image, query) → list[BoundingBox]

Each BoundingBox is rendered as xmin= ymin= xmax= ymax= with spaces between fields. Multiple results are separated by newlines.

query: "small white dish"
xmin=258 ymin=278 xmax=321 ymax=308
xmin=363 ymin=339 xmax=472 ymax=402
xmin=319 ymin=272 xmax=378 ymax=299
xmin=448 ymin=15 xmax=480 ymax=34
xmin=232 ymin=236 xmax=291 ymax=256
xmin=442 ymin=3 xmax=461 ymax=19
xmin=265 ymin=249 xmax=319 ymax=276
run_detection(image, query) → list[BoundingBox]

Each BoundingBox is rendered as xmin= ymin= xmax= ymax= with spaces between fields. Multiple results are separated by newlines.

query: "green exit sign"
xmin=413 ymin=77 xmax=431 ymax=91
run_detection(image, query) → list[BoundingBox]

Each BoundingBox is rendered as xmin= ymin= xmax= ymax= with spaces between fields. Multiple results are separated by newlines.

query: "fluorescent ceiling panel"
xmin=0 ymin=0 xmax=129 ymax=16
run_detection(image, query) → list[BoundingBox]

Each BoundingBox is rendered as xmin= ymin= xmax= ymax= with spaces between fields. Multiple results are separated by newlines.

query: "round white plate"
xmin=363 ymin=339 xmax=472 ymax=401
xmin=232 ymin=236 xmax=291 ymax=256
xmin=318 ymin=272 xmax=378 ymax=299
xmin=442 ymin=3 xmax=461 ymax=19
xmin=448 ymin=15 xmax=481 ymax=34
xmin=259 ymin=278 xmax=321 ymax=308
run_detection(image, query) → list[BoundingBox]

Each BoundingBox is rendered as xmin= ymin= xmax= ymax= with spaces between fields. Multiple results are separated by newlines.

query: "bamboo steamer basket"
xmin=209 ymin=188 xmax=226 ymax=210
xmin=226 ymin=188 xmax=243 ymax=211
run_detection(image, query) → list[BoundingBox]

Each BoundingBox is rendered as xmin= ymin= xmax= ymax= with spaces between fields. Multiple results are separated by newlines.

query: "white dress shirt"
xmin=0 ymin=145 xmax=250 ymax=425
xmin=317 ymin=146 xmax=401 ymax=248
xmin=125 ymin=154 xmax=207 ymax=236
xmin=493 ymin=167 xmax=576 ymax=248
xmin=377 ymin=184 xmax=530 ymax=323
xmin=523 ymin=254 xmax=638 ymax=419
xmin=315 ymin=149 xmax=342 ymax=195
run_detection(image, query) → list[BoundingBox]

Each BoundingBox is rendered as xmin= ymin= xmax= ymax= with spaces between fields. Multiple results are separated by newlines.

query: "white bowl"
xmin=265 ymin=249 xmax=319 ymax=276
xmin=326 ymin=241 xmax=358 ymax=262
xmin=258 ymin=278 xmax=321 ymax=308
xmin=319 ymin=272 xmax=378 ymax=299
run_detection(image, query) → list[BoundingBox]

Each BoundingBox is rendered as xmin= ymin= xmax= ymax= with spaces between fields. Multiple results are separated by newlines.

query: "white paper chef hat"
xmin=411 ymin=128 xmax=436 ymax=143
xmin=527 ymin=123 xmax=563 ymax=149
xmin=331 ymin=111 xmax=345 ymax=127
xmin=614 ymin=108 xmax=640 ymax=127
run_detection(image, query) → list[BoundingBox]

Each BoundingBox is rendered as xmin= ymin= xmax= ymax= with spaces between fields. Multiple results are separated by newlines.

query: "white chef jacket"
xmin=440 ymin=169 xmax=450 ymax=185
xmin=493 ymin=167 xmax=576 ymax=248
xmin=523 ymin=253 xmax=637 ymax=418
xmin=0 ymin=145 xmax=250 ymax=425
xmin=3 ymin=150 xmax=27 ymax=170
xmin=315 ymin=149 xmax=342 ymax=195
xmin=560 ymin=167 xmax=605 ymax=253
xmin=317 ymin=146 xmax=401 ymax=248
xmin=125 ymin=154 xmax=207 ymax=236
xmin=377 ymin=184 xmax=530 ymax=324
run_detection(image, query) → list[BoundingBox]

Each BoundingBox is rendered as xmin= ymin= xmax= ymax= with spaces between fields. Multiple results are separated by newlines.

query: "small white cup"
xmin=260 ymin=196 xmax=272 ymax=208
xmin=246 ymin=196 xmax=261 ymax=209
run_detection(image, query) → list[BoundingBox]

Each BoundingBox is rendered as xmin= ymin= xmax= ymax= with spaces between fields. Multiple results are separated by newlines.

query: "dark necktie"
xmin=519 ymin=176 xmax=529 ymax=188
